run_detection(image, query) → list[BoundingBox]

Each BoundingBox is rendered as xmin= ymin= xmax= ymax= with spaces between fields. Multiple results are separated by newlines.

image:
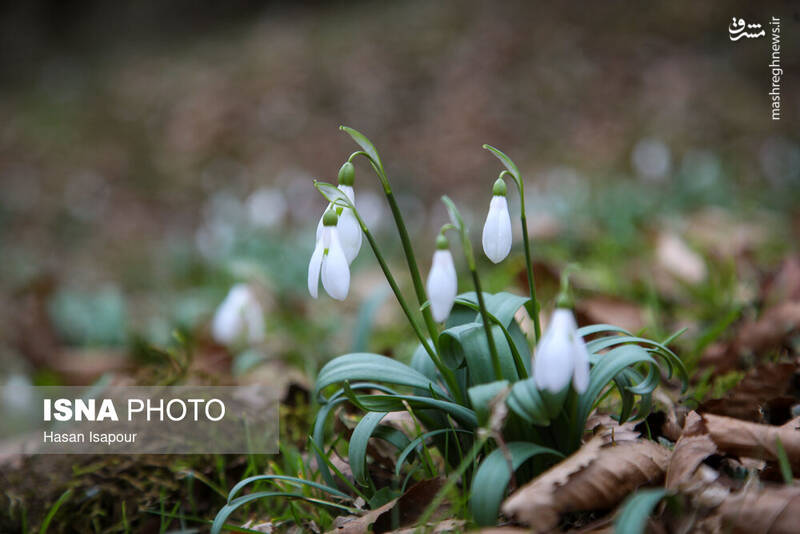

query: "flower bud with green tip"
xmin=308 ymin=209 xmax=351 ymax=300
xmin=426 ymin=234 xmax=458 ymax=322
xmin=481 ymin=178 xmax=512 ymax=263
xmin=315 ymin=162 xmax=362 ymax=264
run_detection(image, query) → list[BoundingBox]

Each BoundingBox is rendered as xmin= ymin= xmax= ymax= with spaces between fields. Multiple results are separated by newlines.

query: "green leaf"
xmin=482 ymin=144 xmax=520 ymax=181
xmin=468 ymin=380 xmax=509 ymax=425
xmin=573 ymin=345 xmax=658 ymax=444
xmin=456 ymin=292 xmax=530 ymax=327
xmin=614 ymin=488 xmax=667 ymax=534
xmin=227 ymin=475 xmax=348 ymax=503
xmin=340 ymin=126 xmax=384 ymax=172
xmin=470 ymin=442 xmax=562 ymax=526
xmin=314 ymin=180 xmax=352 ymax=208
xmin=577 ymin=324 xmax=633 ymax=338
xmin=453 ymin=296 xmax=530 ymax=378
xmin=211 ymin=492 xmax=356 ymax=534
xmin=314 ymin=353 xmax=451 ymax=401
xmin=439 ymin=323 xmax=520 ymax=384
xmin=349 ymin=412 xmax=390 ymax=485
xmin=312 ymin=382 xmax=398 ymax=486
xmin=394 ymin=428 xmax=472 ymax=476
xmin=40 ymin=489 xmax=72 ymax=534
xmin=345 ymin=392 xmax=478 ymax=429
xmin=506 ymin=377 xmax=550 ymax=425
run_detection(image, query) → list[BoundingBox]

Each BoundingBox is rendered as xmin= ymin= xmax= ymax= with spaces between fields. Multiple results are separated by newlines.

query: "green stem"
xmin=502 ymin=170 xmax=541 ymax=342
xmin=470 ymin=268 xmax=502 ymax=381
xmin=339 ymin=198 xmax=461 ymax=402
xmin=384 ymin=190 xmax=441 ymax=344
xmin=348 ymin=151 xmax=440 ymax=347
xmin=416 ymin=430 xmax=490 ymax=527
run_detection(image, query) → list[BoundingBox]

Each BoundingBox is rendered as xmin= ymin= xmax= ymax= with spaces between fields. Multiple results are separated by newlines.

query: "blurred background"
xmin=1 ymin=0 xmax=799 ymax=530
xmin=1 ymin=0 xmax=798 ymax=382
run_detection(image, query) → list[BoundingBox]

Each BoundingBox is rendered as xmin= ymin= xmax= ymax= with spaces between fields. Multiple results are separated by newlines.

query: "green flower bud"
xmin=436 ymin=234 xmax=449 ymax=250
xmin=338 ymin=162 xmax=355 ymax=186
xmin=322 ymin=209 xmax=339 ymax=227
xmin=492 ymin=178 xmax=507 ymax=196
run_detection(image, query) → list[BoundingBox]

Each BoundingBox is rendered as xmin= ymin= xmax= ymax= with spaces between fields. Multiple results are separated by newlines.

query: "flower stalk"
xmin=483 ymin=145 xmax=542 ymax=343
xmin=313 ymin=181 xmax=463 ymax=402
xmin=441 ymin=196 xmax=502 ymax=381
xmin=342 ymin=127 xmax=441 ymax=348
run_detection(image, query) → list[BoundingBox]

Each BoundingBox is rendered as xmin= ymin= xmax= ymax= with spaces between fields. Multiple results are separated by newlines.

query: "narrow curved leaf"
xmin=315 ymin=353 xmax=450 ymax=401
xmin=614 ymin=488 xmax=668 ymax=534
xmin=349 ymin=412 xmax=389 ymax=486
xmin=227 ymin=475 xmax=348 ymax=503
xmin=394 ymin=428 xmax=473 ymax=476
xmin=506 ymin=377 xmax=550 ymax=426
xmin=470 ymin=442 xmax=562 ymax=526
xmin=456 ymin=292 xmax=530 ymax=327
xmin=482 ymin=144 xmax=520 ymax=180
xmin=340 ymin=126 xmax=384 ymax=172
xmin=468 ymin=380 xmax=509 ymax=425
xmin=211 ymin=491 xmax=356 ymax=534
xmin=345 ymin=392 xmax=478 ymax=429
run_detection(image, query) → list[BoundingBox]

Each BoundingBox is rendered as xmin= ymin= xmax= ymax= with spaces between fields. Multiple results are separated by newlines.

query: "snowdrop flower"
xmin=315 ymin=162 xmax=362 ymax=264
xmin=533 ymin=308 xmax=590 ymax=394
xmin=426 ymin=235 xmax=457 ymax=322
xmin=212 ymin=284 xmax=265 ymax=346
xmin=309 ymin=209 xmax=350 ymax=300
xmin=482 ymin=178 xmax=513 ymax=263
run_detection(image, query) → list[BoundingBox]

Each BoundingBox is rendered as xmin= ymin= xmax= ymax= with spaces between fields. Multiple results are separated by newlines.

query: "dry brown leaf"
xmin=718 ymin=484 xmax=800 ymax=534
xmin=665 ymin=412 xmax=718 ymax=492
xmin=702 ymin=412 xmax=800 ymax=471
xmin=699 ymin=361 xmax=799 ymax=423
xmin=584 ymin=413 xmax=641 ymax=443
xmin=655 ymin=232 xmax=707 ymax=285
xmin=502 ymin=437 xmax=670 ymax=532
xmin=328 ymin=478 xmax=445 ymax=534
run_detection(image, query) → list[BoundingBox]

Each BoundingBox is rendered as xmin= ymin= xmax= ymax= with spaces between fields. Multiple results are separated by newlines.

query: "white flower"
xmin=309 ymin=212 xmax=351 ymax=300
xmin=315 ymin=185 xmax=362 ymax=264
xmin=482 ymin=195 xmax=512 ymax=263
xmin=426 ymin=248 xmax=457 ymax=322
xmin=533 ymin=308 xmax=590 ymax=394
xmin=212 ymin=284 xmax=265 ymax=346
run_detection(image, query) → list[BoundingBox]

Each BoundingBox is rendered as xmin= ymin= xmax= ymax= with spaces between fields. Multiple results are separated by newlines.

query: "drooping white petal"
xmin=426 ymin=249 xmax=457 ymax=322
xmin=308 ymin=227 xmax=330 ymax=298
xmin=212 ymin=284 xmax=264 ymax=346
xmin=571 ymin=334 xmax=591 ymax=394
xmin=321 ymin=228 xmax=350 ymax=300
xmin=533 ymin=308 xmax=576 ymax=393
xmin=482 ymin=195 xmax=513 ymax=263
xmin=336 ymin=186 xmax=362 ymax=264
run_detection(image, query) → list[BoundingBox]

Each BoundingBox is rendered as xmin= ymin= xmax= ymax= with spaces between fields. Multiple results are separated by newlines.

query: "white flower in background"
xmin=315 ymin=162 xmax=362 ymax=264
xmin=533 ymin=308 xmax=590 ymax=394
xmin=309 ymin=210 xmax=351 ymax=300
xmin=632 ymin=138 xmax=671 ymax=182
xmin=426 ymin=235 xmax=457 ymax=322
xmin=212 ymin=284 xmax=265 ymax=346
xmin=482 ymin=178 xmax=513 ymax=263
xmin=247 ymin=187 xmax=287 ymax=228
xmin=3 ymin=374 xmax=35 ymax=412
